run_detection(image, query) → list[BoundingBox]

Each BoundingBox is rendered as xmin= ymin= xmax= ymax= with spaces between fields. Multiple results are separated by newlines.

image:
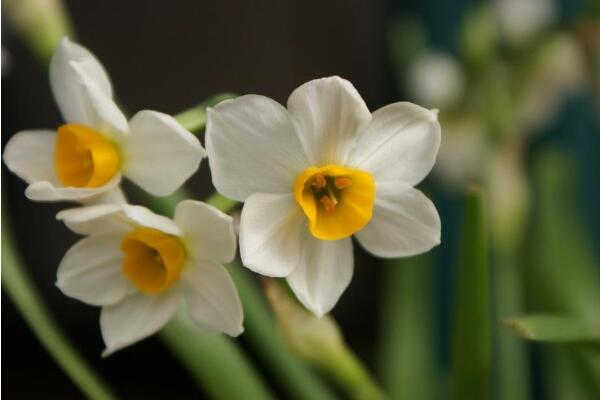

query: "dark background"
xmin=3 ymin=1 xmax=397 ymax=398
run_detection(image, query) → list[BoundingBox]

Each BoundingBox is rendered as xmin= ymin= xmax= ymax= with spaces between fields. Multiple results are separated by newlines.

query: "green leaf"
xmin=527 ymin=148 xmax=600 ymax=398
xmin=450 ymin=186 xmax=491 ymax=400
xmin=503 ymin=315 xmax=600 ymax=348
xmin=377 ymin=253 xmax=440 ymax=400
xmin=2 ymin=204 xmax=117 ymax=400
xmin=175 ymin=93 xmax=237 ymax=133
xmin=160 ymin=312 xmax=276 ymax=400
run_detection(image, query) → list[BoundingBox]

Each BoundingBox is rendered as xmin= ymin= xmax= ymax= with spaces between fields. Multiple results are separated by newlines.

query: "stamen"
xmin=311 ymin=174 xmax=327 ymax=190
xmin=334 ymin=177 xmax=352 ymax=190
xmin=320 ymin=196 xmax=336 ymax=213
xmin=326 ymin=185 xmax=339 ymax=205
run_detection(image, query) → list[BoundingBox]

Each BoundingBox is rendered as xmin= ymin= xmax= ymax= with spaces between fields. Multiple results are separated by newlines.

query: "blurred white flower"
xmin=207 ymin=76 xmax=441 ymax=316
xmin=434 ymin=117 xmax=485 ymax=189
xmin=494 ymin=0 xmax=557 ymax=44
xmin=408 ymin=51 xmax=465 ymax=109
xmin=3 ymin=37 xmax=204 ymax=203
xmin=518 ymin=34 xmax=587 ymax=134
xmin=56 ymin=200 xmax=243 ymax=355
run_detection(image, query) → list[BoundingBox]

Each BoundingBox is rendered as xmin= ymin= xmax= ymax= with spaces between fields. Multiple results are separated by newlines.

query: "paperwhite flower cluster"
xmin=3 ymin=39 xmax=442 ymax=353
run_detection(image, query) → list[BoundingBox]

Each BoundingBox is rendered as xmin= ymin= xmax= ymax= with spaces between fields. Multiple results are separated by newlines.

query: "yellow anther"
xmin=320 ymin=196 xmax=336 ymax=213
xmin=334 ymin=177 xmax=353 ymax=190
xmin=311 ymin=174 xmax=327 ymax=190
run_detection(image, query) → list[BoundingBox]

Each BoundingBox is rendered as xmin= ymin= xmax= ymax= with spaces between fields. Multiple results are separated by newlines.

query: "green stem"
xmin=2 ymin=205 xmax=116 ymax=400
xmin=160 ymin=311 xmax=276 ymax=400
xmin=319 ymin=344 xmax=385 ymax=400
xmin=377 ymin=254 xmax=439 ymax=400
xmin=450 ymin=187 xmax=492 ymax=400
xmin=175 ymin=93 xmax=237 ymax=133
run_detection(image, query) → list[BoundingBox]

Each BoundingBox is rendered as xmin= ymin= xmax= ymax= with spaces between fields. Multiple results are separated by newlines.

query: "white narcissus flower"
xmin=2 ymin=37 xmax=204 ymax=203
xmin=56 ymin=200 xmax=243 ymax=355
xmin=206 ymin=76 xmax=441 ymax=316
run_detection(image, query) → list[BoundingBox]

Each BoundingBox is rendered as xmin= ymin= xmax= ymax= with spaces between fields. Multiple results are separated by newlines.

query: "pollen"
xmin=121 ymin=228 xmax=186 ymax=294
xmin=294 ymin=164 xmax=375 ymax=240
xmin=55 ymin=124 xmax=120 ymax=188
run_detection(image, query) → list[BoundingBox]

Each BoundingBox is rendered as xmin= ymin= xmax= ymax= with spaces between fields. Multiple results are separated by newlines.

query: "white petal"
xmin=347 ymin=102 xmax=441 ymax=186
xmin=100 ymin=290 xmax=179 ymax=356
xmin=239 ymin=193 xmax=305 ymax=277
xmin=3 ymin=130 xmax=57 ymax=183
xmin=181 ymin=259 xmax=243 ymax=336
xmin=57 ymin=203 xmax=181 ymax=236
xmin=118 ymin=204 xmax=182 ymax=235
xmin=287 ymin=76 xmax=371 ymax=166
xmin=57 ymin=233 xmax=134 ymax=306
xmin=121 ymin=111 xmax=205 ymax=196
xmin=81 ymin=187 xmax=127 ymax=205
xmin=287 ymin=233 xmax=353 ymax=317
xmin=57 ymin=204 xmax=132 ymax=235
xmin=206 ymin=95 xmax=309 ymax=201
xmin=73 ymin=69 xmax=128 ymax=141
xmin=355 ymin=181 xmax=441 ymax=257
xmin=174 ymin=200 xmax=236 ymax=263
xmin=50 ymin=37 xmax=113 ymax=124
xmin=25 ymin=173 xmax=122 ymax=202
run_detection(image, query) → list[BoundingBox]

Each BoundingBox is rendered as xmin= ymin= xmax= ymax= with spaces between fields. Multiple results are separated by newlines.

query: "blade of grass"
xmin=2 ymin=203 xmax=116 ymax=400
xmin=503 ymin=315 xmax=600 ymax=348
xmin=377 ymin=253 xmax=440 ymax=399
xmin=450 ymin=186 xmax=491 ymax=400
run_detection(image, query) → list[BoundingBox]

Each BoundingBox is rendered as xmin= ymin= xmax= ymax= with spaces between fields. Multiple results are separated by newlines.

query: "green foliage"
xmin=450 ymin=187 xmax=491 ymax=400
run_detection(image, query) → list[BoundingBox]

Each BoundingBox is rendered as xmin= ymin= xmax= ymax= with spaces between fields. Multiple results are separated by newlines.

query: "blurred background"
xmin=2 ymin=0 xmax=599 ymax=399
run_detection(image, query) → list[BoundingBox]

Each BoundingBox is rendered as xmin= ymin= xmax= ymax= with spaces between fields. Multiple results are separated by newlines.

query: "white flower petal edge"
xmin=174 ymin=200 xmax=236 ymax=263
xmin=121 ymin=111 xmax=205 ymax=196
xmin=3 ymin=130 xmax=57 ymax=183
xmin=100 ymin=289 xmax=179 ymax=357
xmin=287 ymin=233 xmax=354 ymax=317
xmin=287 ymin=76 xmax=371 ymax=166
xmin=240 ymin=192 xmax=306 ymax=277
xmin=355 ymin=181 xmax=441 ymax=258
xmin=73 ymin=67 xmax=129 ymax=141
xmin=57 ymin=203 xmax=182 ymax=236
xmin=57 ymin=233 xmax=134 ymax=306
xmin=347 ymin=102 xmax=441 ymax=186
xmin=50 ymin=37 xmax=113 ymax=125
xmin=25 ymin=174 xmax=122 ymax=202
xmin=181 ymin=259 xmax=243 ymax=336
xmin=206 ymin=95 xmax=310 ymax=201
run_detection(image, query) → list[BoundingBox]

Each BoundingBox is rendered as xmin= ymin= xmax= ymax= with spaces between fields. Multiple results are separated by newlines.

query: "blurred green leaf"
xmin=503 ymin=315 xmax=600 ymax=348
xmin=527 ymin=148 xmax=600 ymax=398
xmin=161 ymin=312 xmax=276 ymax=400
xmin=377 ymin=253 xmax=439 ymax=400
xmin=450 ymin=187 xmax=491 ymax=400
xmin=2 ymin=203 xmax=116 ymax=400
xmin=175 ymin=93 xmax=238 ymax=133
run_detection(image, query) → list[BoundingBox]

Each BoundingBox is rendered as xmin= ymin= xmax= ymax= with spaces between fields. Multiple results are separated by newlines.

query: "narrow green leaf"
xmin=377 ymin=253 xmax=440 ymax=400
xmin=527 ymin=148 xmax=600 ymax=398
xmin=503 ymin=315 xmax=600 ymax=348
xmin=450 ymin=186 xmax=491 ymax=400
xmin=2 ymin=206 xmax=117 ymax=400
xmin=160 ymin=312 xmax=276 ymax=400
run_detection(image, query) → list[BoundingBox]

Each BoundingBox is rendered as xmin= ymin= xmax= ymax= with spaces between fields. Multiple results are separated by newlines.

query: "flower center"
xmin=54 ymin=124 xmax=120 ymax=188
xmin=121 ymin=227 xmax=186 ymax=294
xmin=294 ymin=164 xmax=375 ymax=240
